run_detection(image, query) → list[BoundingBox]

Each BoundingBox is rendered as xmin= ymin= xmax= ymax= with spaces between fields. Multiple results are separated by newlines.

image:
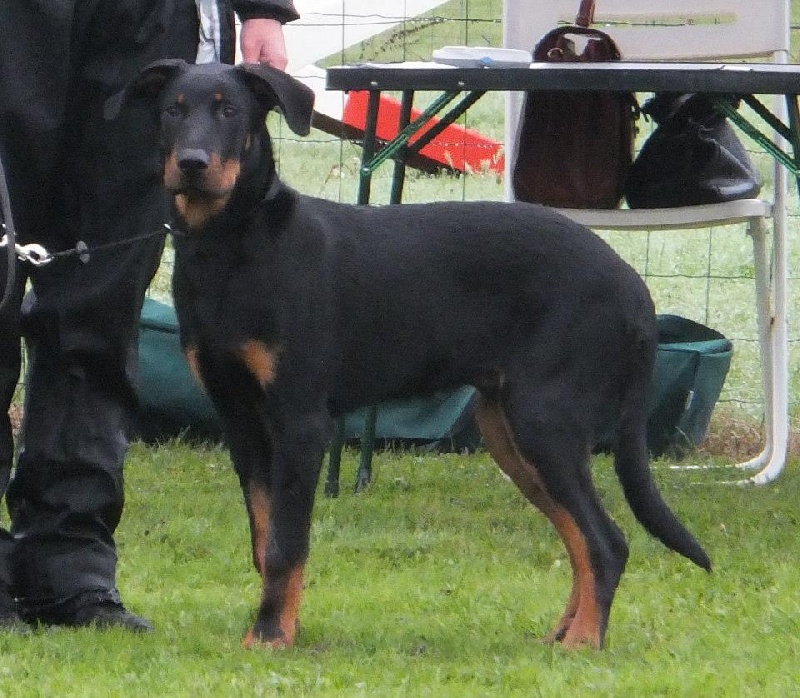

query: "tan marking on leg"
xmin=184 ymin=346 xmax=204 ymax=390
xmin=278 ymin=565 xmax=305 ymax=646
xmin=239 ymin=340 xmax=279 ymax=387
xmin=247 ymin=482 xmax=271 ymax=577
xmin=242 ymin=629 xmax=257 ymax=649
xmin=474 ymin=398 xmax=550 ymax=509
xmin=544 ymin=574 xmax=580 ymax=645
xmin=242 ymin=564 xmax=306 ymax=650
xmin=474 ymin=397 xmax=603 ymax=649
xmin=550 ymin=510 xmax=601 ymax=649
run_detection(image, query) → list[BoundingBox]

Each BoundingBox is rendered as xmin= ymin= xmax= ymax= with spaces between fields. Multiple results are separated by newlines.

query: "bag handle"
xmin=576 ymin=0 xmax=595 ymax=28
xmin=534 ymin=25 xmax=621 ymax=62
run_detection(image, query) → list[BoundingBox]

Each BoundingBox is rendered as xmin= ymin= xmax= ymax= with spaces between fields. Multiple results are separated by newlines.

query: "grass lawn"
xmin=0 ymin=444 xmax=798 ymax=696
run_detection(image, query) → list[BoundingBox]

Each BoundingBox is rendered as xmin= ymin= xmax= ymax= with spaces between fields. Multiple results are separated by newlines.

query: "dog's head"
xmin=105 ymin=60 xmax=314 ymax=229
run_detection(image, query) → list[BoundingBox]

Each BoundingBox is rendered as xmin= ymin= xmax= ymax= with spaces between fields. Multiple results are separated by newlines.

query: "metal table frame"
xmin=324 ymin=61 xmax=800 ymax=493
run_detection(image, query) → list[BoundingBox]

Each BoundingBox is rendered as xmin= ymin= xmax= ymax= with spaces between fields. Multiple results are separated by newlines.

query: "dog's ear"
xmin=234 ymin=63 xmax=315 ymax=136
xmin=103 ymin=59 xmax=189 ymax=120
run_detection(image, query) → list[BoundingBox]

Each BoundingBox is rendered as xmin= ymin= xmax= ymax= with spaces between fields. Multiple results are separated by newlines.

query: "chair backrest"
xmin=504 ymin=0 xmax=790 ymax=62
xmin=503 ymin=0 xmax=791 ymax=194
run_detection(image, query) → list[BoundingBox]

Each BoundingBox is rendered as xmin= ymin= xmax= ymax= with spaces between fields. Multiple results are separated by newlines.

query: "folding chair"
xmin=504 ymin=0 xmax=792 ymax=484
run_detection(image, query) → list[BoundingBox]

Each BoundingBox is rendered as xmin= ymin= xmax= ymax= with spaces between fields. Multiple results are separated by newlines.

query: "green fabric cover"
xmin=136 ymin=300 xmax=731 ymax=456
xmin=647 ymin=314 xmax=733 ymax=457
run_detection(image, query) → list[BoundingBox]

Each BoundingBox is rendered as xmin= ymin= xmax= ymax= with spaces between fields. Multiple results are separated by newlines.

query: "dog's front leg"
xmin=242 ymin=410 xmax=328 ymax=650
xmin=195 ymin=356 xmax=324 ymax=649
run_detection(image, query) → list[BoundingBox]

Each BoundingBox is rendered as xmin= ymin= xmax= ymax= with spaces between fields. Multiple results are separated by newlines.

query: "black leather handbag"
xmin=625 ymin=93 xmax=761 ymax=208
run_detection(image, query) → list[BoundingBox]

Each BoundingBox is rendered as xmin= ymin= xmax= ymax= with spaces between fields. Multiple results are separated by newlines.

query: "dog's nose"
xmin=178 ymin=149 xmax=210 ymax=172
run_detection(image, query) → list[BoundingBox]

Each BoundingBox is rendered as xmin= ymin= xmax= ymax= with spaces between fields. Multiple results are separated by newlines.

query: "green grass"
xmin=0 ymin=443 xmax=798 ymax=695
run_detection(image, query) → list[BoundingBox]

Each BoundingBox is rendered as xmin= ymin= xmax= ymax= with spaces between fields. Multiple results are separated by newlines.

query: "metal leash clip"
xmin=0 ymin=232 xmax=54 ymax=266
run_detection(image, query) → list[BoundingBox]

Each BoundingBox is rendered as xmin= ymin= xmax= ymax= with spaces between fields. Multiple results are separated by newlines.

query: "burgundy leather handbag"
xmin=512 ymin=0 xmax=637 ymax=209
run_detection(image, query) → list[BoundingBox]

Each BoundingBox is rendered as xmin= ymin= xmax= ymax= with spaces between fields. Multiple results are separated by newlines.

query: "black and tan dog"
xmin=106 ymin=60 xmax=710 ymax=650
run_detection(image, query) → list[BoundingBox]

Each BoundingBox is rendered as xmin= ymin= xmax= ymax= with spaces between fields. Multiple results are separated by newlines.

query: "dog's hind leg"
xmin=474 ymin=392 xmax=628 ymax=649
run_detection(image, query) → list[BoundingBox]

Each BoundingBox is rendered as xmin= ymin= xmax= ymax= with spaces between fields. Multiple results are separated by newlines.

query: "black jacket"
xmin=233 ymin=0 xmax=300 ymax=23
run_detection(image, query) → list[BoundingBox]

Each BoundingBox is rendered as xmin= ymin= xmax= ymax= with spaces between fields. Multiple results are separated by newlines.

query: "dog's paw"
xmin=242 ymin=626 xmax=291 ymax=650
xmin=242 ymin=615 xmax=301 ymax=650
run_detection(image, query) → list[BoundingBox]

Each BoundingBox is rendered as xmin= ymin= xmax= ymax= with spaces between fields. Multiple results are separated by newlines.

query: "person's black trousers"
xmin=0 ymin=0 xmax=199 ymax=613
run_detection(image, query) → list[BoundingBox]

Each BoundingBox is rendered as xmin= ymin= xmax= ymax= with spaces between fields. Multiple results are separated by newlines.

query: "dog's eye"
xmin=163 ymin=104 xmax=181 ymax=118
xmin=220 ymin=104 xmax=238 ymax=118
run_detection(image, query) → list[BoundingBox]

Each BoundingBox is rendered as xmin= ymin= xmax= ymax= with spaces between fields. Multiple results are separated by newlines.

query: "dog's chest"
xmin=174 ymin=245 xmax=281 ymax=358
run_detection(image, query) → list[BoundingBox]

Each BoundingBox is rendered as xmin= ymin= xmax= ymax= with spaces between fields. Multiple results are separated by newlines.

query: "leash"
xmin=0 ymin=224 xmax=175 ymax=265
xmin=0 ymin=149 xmax=178 ymax=311
xmin=0 ymin=223 xmax=176 ymax=304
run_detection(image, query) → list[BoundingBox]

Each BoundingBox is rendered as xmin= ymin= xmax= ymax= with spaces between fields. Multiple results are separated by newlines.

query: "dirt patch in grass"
xmin=698 ymin=408 xmax=800 ymax=461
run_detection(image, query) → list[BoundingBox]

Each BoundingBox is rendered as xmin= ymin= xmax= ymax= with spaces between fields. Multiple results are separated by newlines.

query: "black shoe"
xmin=18 ymin=589 xmax=154 ymax=633
xmin=23 ymin=600 xmax=154 ymax=633
xmin=66 ymin=601 xmax=154 ymax=633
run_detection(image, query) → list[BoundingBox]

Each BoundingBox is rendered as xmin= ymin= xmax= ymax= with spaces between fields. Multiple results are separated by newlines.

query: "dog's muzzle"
xmin=164 ymin=147 xmax=236 ymax=198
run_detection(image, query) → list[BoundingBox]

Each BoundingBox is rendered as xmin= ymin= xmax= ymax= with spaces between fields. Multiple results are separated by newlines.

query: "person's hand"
xmin=240 ymin=18 xmax=289 ymax=70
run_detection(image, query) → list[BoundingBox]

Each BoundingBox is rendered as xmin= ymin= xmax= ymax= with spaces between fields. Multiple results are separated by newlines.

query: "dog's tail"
xmin=613 ymin=329 xmax=712 ymax=572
